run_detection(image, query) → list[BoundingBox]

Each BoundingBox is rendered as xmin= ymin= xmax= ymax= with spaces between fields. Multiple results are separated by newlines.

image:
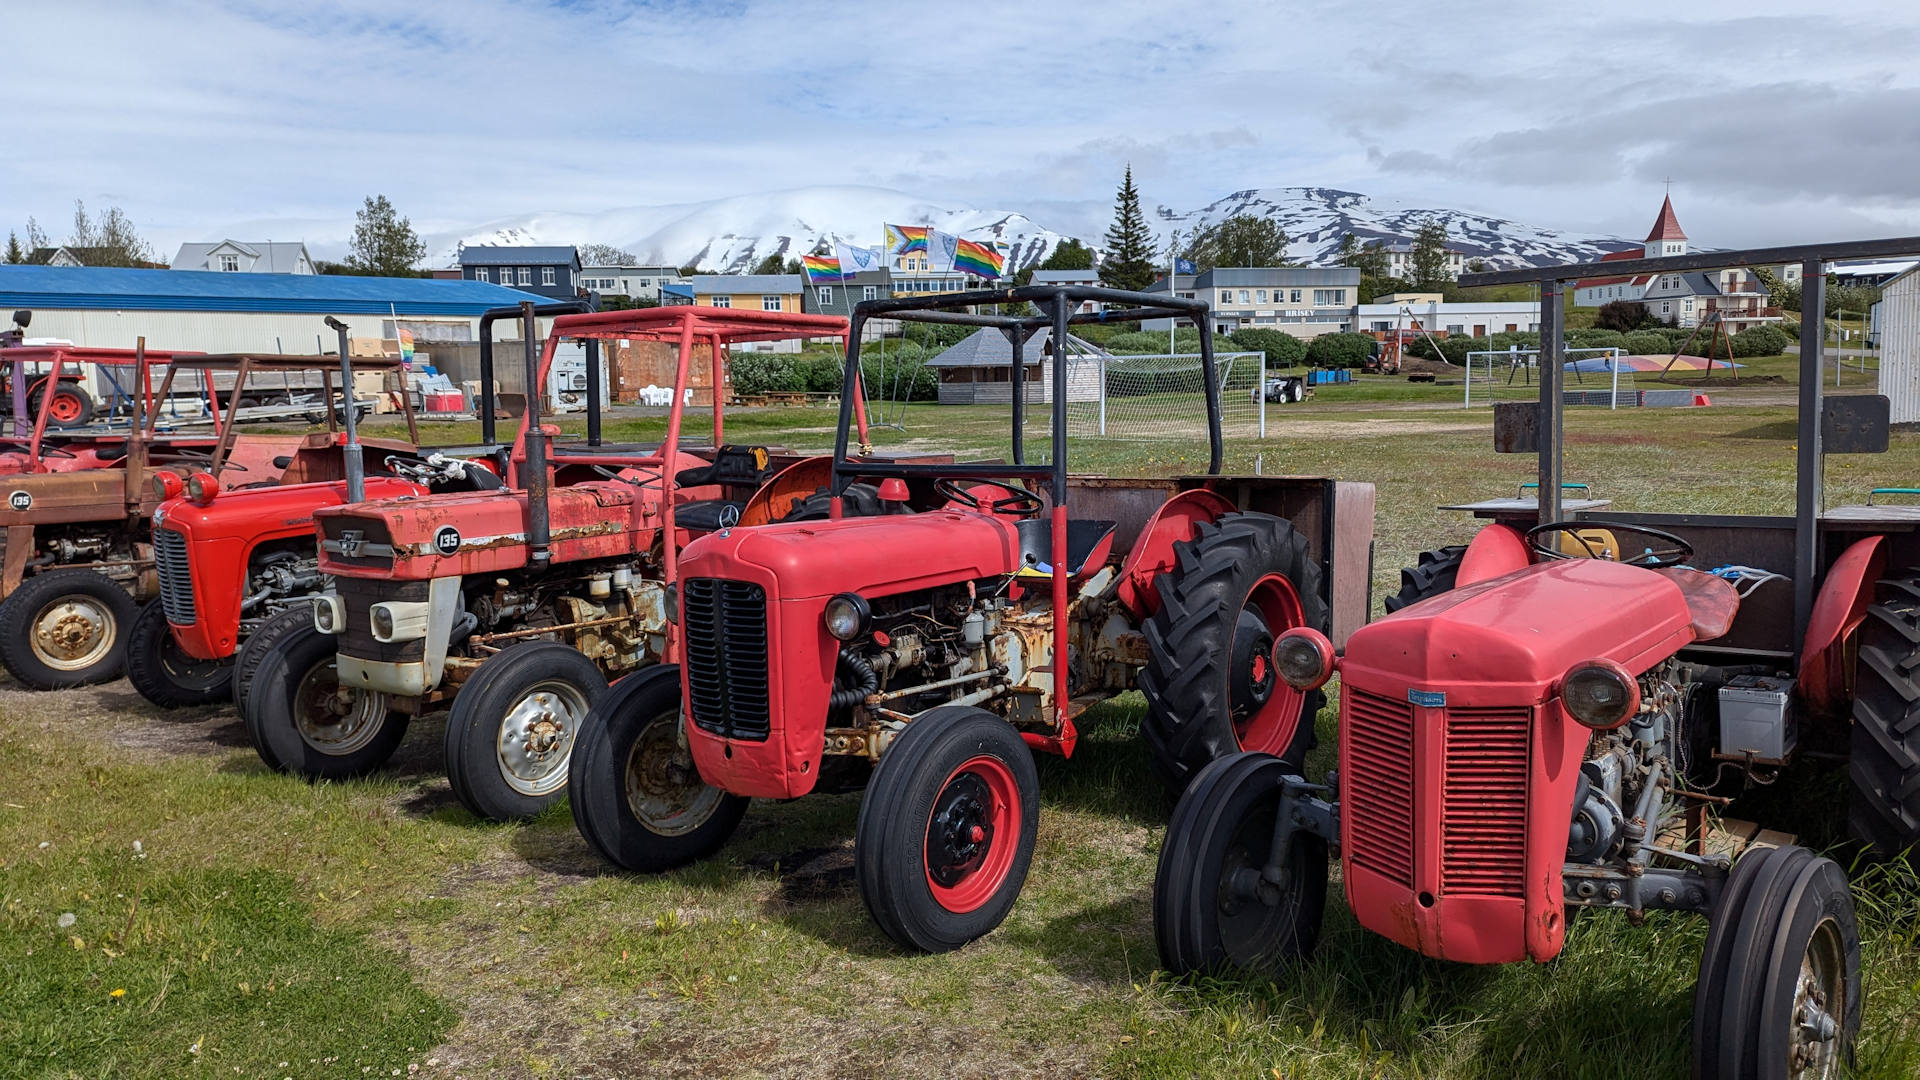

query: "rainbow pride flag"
xmin=953 ymin=237 xmax=1005 ymax=278
xmin=801 ymin=253 xmax=845 ymax=282
xmin=884 ymin=223 xmax=927 ymax=255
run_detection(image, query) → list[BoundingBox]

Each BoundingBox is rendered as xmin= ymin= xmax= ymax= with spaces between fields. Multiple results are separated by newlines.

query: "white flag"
xmin=836 ymin=241 xmax=882 ymax=276
xmin=924 ymin=228 xmax=960 ymax=274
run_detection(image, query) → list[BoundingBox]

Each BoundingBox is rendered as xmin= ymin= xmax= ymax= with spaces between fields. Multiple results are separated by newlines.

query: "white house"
xmin=579 ymin=265 xmax=685 ymax=303
xmin=1379 ymin=241 xmax=1466 ymax=282
xmin=1574 ymin=196 xmax=1797 ymax=323
xmin=171 ymin=241 xmax=315 ymax=274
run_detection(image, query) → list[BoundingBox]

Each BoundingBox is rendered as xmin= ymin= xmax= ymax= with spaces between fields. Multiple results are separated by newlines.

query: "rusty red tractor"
xmin=242 ymin=305 xmax=899 ymax=823
xmin=1153 ymin=236 xmax=1920 ymax=1077
xmin=129 ymin=307 xmax=562 ymax=709
xmin=567 ymin=284 xmax=1374 ymax=953
xmin=0 ymin=336 xmax=415 ymax=689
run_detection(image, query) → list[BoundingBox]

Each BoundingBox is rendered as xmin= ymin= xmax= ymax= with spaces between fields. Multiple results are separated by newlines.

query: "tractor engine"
xmin=236 ymin=548 xmax=325 ymax=631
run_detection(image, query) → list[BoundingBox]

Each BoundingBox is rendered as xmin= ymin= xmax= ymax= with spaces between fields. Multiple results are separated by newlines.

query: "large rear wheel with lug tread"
xmin=1383 ymin=544 xmax=1467 ymax=614
xmin=244 ymin=621 xmax=407 ymax=779
xmin=445 ymin=642 xmax=607 ymax=822
xmin=1848 ymin=570 xmax=1920 ymax=855
xmin=570 ymin=665 xmax=748 ymax=872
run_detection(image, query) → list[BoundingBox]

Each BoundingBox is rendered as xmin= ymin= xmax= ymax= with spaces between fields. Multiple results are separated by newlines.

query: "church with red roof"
xmin=1573 ymin=196 xmax=1795 ymax=330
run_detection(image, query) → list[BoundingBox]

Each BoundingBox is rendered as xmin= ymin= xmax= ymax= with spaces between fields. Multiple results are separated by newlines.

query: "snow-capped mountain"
xmin=424 ymin=184 xmax=1638 ymax=274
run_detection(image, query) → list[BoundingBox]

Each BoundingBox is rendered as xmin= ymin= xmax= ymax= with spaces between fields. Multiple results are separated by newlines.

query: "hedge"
xmin=1622 ymin=331 xmax=1672 ymax=356
xmin=1228 ymin=328 xmax=1309 ymax=370
xmin=730 ymin=349 xmax=939 ymax=401
xmin=1304 ymin=332 xmax=1376 ymax=369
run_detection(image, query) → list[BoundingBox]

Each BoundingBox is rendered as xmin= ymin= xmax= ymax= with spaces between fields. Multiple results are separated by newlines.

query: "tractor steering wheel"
xmin=1525 ymin=520 xmax=1694 ymax=569
xmin=933 ymin=477 xmax=1046 ymax=518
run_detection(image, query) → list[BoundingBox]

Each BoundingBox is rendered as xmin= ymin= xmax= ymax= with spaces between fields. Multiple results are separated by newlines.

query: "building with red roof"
xmin=1573 ymin=195 xmax=1793 ymax=329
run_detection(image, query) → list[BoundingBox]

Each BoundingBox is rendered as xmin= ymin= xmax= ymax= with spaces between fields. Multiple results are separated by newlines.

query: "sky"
xmin=7 ymin=0 xmax=1920 ymax=261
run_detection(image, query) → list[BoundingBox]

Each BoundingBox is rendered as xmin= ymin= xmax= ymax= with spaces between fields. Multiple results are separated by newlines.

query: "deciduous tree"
xmin=347 ymin=195 xmax=428 ymax=277
xmin=1182 ymin=214 xmax=1289 ymax=271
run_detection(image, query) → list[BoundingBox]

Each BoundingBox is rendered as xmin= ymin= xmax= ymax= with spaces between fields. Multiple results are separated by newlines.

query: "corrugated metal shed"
xmin=0 ymin=265 xmax=555 ymax=316
xmin=1878 ymin=265 xmax=1920 ymax=423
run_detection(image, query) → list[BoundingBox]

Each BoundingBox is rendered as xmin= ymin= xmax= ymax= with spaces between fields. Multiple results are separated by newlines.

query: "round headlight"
xmin=370 ymin=605 xmax=395 ymax=640
xmin=663 ymin=582 xmax=679 ymax=625
xmin=1561 ymin=659 xmax=1641 ymax=730
xmin=823 ymin=592 xmax=870 ymax=641
xmin=185 ymin=471 xmax=219 ymax=504
xmin=1272 ymin=627 xmax=1336 ymax=691
xmin=152 ymin=470 xmax=184 ymax=501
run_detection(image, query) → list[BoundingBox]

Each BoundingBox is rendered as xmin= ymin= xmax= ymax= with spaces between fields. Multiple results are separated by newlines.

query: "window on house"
xmin=1312 ymin=289 xmax=1346 ymax=305
xmin=711 ymin=296 xmax=731 ymax=308
xmin=1289 ymin=290 xmax=1302 ymax=303
xmin=1238 ymin=290 xmax=1251 ymax=304
xmin=1661 ymin=302 xmax=1671 ymax=314
xmin=817 ymin=286 xmax=834 ymax=306
xmin=1256 ymin=289 xmax=1267 ymax=303
xmin=1371 ymin=321 xmax=1392 ymax=331
xmin=518 ymin=268 xmax=532 ymax=285
xmin=474 ymin=268 xmax=488 ymax=283
xmin=542 ymin=267 xmax=556 ymax=286
xmin=763 ymin=295 xmax=783 ymax=311
xmin=218 ymin=254 xmax=239 ymax=272
xmin=862 ymin=285 xmax=877 ymax=301
xmin=638 ymin=279 xmax=651 ymax=288
xmin=1220 ymin=290 xmax=1234 ymax=304
xmin=1445 ymin=324 xmax=1465 ymax=335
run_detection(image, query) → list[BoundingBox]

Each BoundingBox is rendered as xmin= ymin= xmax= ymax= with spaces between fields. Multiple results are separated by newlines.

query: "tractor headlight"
xmin=1560 ymin=659 xmax=1640 ymax=730
xmin=663 ymin=582 xmax=678 ymax=625
xmin=152 ymin=470 xmax=184 ymax=502
xmin=185 ymin=471 xmax=219 ymax=504
xmin=312 ymin=594 xmax=345 ymax=635
xmin=368 ymin=600 xmax=430 ymax=643
xmin=370 ymin=605 xmax=394 ymax=640
xmin=823 ymin=592 xmax=870 ymax=641
xmin=1272 ymin=627 xmax=1336 ymax=691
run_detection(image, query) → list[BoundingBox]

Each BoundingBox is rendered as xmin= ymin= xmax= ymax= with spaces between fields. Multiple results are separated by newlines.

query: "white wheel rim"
xmin=292 ymin=658 xmax=390 ymax=756
xmin=495 ymin=679 xmax=588 ymax=797
xmin=624 ymin=709 xmax=724 ymax=836
xmin=30 ymin=594 xmax=117 ymax=671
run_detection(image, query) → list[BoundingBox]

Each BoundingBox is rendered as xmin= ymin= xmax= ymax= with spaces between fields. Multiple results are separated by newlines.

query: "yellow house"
xmin=690 ymin=274 xmax=802 ymax=314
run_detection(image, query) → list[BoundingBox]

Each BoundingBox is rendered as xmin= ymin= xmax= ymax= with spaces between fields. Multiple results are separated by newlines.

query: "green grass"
xmin=6 ymin=395 xmax=1920 ymax=1077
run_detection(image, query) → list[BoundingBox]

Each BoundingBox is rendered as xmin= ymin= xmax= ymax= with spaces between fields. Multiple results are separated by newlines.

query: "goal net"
xmin=1054 ymin=350 xmax=1269 ymax=444
xmin=1464 ymin=347 xmax=1635 ymax=407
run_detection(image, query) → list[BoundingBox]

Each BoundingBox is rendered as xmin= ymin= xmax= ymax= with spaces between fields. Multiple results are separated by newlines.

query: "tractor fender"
xmin=1116 ymin=488 xmax=1238 ymax=619
xmin=1457 ymin=523 xmax=1532 ymax=587
xmin=1798 ymin=534 xmax=1887 ymax=717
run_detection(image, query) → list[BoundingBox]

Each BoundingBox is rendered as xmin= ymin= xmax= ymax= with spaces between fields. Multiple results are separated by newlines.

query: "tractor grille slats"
xmin=153 ymin=527 xmax=195 ymax=624
xmin=1344 ymin=689 xmax=1416 ymax=886
xmin=683 ymin=578 xmax=771 ymax=741
xmin=1441 ymin=707 xmax=1532 ymax=898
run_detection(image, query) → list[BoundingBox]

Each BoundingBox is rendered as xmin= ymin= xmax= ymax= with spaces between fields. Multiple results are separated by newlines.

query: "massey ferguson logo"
xmin=337 ymin=529 xmax=367 ymax=557
xmin=7 ymin=490 xmax=29 ymax=511
xmin=433 ymin=526 xmax=462 ymax=556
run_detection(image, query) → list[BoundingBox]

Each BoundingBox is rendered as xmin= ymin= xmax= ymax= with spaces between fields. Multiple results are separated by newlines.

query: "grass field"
xmin=4 ymin=384 xmax=1919 ymax=1078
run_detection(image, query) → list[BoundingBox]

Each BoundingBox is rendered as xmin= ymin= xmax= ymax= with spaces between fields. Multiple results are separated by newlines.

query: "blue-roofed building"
xmin=0 ymin=264 xmax=557 ymax=353
xmin=456 ymin=246 xmax=582 ymax=300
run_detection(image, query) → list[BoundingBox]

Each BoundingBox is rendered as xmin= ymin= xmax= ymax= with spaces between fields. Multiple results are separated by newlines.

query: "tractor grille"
xmin=153 ymin=526 xmax=195 ymax=624
xmin=334 ymin=577 xmax=427 ymax=664
xmin=1344 ymin=689 xmax=1416 ymax=886
xmin=1440 ymin=707 xmax=1532 ymax=898
xmin=683 ymin=578 xmax=771 ymax=741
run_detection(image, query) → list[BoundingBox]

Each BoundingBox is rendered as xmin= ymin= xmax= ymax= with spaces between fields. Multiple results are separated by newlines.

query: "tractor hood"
xmin=1342 ymin=559 xmax=1697 ymax=696
xmin=679 ymin=509 xmax=1024 ymax=599
xmin=155 ymin=476 xmax=424 ymax=538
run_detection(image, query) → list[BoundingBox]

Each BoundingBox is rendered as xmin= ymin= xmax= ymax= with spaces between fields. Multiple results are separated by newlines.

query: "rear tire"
xmin=1848 ymin=571 xmax=1920 ymax=855
xmin=244 ymin=622 xmax=407 ymax=779
xmin=570 ymin=665 xmax=748 ymax=872
xmin=232 ymin=606 xmax=319 ymax=716
xmin=444 ymin=643 xmax=606 ymax=822
xmin=1691 ymin=844 xmax=1861 ymax=1079
xmin=1383 ymin=545 xmax=1467 ymax=614
xmin=1139 ymin=512 xmax=1327 ymax=793
xmin=125 ymin=599 xmax=232 ymax=707
xmin=31 ymin=380 xmax=94 ymax=428
xmin=0 ymin=568 xmax=137 ymax=689
xmin=1154 ymin=752 xmax=1327 ymax=977
xmin=856 ymin=707 xmax=1039 ymax=953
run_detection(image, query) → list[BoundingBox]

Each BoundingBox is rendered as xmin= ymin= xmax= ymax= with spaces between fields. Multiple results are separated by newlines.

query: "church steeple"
xmin=1644 ymin=195 xmax=1687 ymax=259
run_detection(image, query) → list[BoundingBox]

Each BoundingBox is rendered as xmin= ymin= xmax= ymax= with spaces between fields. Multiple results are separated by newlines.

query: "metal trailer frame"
xmin=1462 ymin=235 xmax=1920 ymax=651
xmin=829 ymin=284 xmax=1222 ymax=736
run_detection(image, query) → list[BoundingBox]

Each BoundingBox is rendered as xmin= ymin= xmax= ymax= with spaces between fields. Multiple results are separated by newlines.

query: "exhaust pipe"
xmin=323 ymin=316 xmax=365 ymax=503
xmin=520 ymin=301 xmax=550 ymax=566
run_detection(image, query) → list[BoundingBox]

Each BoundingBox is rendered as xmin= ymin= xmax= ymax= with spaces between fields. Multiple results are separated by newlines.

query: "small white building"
xmin=1876 ymin=265 xmax=1920 ymax=423
xmin=579 ymin=265 xmax=685 ymax=303
xmin=1355 ymin=298 xmax=1540 ymax=337
xmin=171 ymin=241 xmax=315 ymax=274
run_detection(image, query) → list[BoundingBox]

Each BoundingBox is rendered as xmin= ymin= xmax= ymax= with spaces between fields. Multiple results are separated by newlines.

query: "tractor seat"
xmin=673 ymin=499 xmax=747 ymax=532
xmin=1652 ymin=566 xmax=1741 ymax=641
xmin=675 ymin=445 xmax=773 ymax=490
xmin=1015 ymin=518 xmax=1117 ymax=578
xmin=95 ymin=443 xmax=129 ymax=462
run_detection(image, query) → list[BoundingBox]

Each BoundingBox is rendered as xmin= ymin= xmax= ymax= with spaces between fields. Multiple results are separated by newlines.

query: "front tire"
xmin=1139 ymin=512 xmax=1327 ymax=792
xmin=444 ymin=642 xmax=607 ymax=822
xmin=231 ymin=606 xmax=320 ymax=716
xmin=0 ymin=568 xmax=138 ymax=689
xmin=1691 ymin=844 xmax=1861 ymax=1079
xmin=855 ymin=706 xmax=1039 ymax=953
xmin=1848 ymin=570 xmax=1920 ymax=855
xmin=125 ymin=599 xmax=233 ymax=707
xmin=1155 ymin=752 xmax=1327 ymax=977
xmin=244 ymin=622 xmax=407 ymax=779
xmin=570 ymin=665 xmax=748 ymax=872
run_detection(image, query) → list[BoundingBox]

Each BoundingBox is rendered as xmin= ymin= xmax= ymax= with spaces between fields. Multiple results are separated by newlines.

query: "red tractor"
xmin=1153 ymin=236 xmax=1920 ymax=1076
xmin=568 ymin=284 xmax=1375 ymax=953
xmin=129 ymin=307 xmax=557 ymax=709
xmin=242 ymin=305 xmax=907 ymax=823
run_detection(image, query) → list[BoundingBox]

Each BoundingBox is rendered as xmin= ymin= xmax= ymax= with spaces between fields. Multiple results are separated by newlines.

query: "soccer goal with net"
xmin=1464 ymin=347 xmax=1635 ymax=408
xmin=1059 ymin=350 xmax=1270 ymax=440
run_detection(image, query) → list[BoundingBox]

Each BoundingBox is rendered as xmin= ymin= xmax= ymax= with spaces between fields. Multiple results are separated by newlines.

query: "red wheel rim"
xmin=923 ymin=754 xmax=1021 ymax=914
xmin=47 ymin=392 xmax=82 ymax=423
xmin=1234 ymin=572 xmax=1308 ymax=753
